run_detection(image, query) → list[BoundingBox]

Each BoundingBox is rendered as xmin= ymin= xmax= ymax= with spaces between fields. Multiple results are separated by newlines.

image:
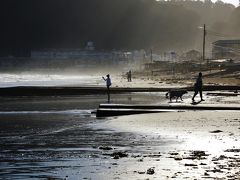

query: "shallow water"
xmin=0 ymin=93 xmax=168 ymax=179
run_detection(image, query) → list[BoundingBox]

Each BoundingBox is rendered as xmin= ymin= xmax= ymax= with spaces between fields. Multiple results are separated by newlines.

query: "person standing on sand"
xmin=128 ymin=70 xmax=132 ymax=82
xmin=102 ymin=74 xmax=112 ymax=102
xmin=126 ymin=70 xmax=132 ymax=82
xmin=192 ymin=72 xmax=205 ymax=102
xmin=126 ymin=71 xmax=129 ymax=82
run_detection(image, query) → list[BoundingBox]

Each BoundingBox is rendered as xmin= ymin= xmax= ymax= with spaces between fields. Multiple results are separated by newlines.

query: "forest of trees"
xmin=0 ymin=0 xmax=239 ymax=56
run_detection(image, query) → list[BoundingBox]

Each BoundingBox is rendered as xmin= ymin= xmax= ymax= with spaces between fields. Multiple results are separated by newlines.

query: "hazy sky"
xmin=213 ymin=0 xmax=239 ymax=6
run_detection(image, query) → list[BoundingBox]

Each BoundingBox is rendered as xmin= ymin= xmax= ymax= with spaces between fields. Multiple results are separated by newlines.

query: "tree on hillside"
xmin=0 ymin=0 xmax=237 ymax=56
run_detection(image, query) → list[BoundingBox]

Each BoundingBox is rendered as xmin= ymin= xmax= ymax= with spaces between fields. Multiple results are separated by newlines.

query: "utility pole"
xmin=150 ymin=48 xmax=153 ymax=63
xmin=203 ymin=24 xmax=206 ymax=62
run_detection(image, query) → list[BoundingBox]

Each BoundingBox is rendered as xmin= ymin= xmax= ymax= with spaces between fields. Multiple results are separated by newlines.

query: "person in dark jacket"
xmin=102 ymin=74 xmax=112 ymax=102
xmin=128 ymin=70 xmax=132 ymax=82
xmin=192 ymin=72 xmax=205 ymax=102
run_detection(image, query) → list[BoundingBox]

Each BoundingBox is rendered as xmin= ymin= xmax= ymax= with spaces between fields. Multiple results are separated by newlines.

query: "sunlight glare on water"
xmin=0 ymin=73 xmax=103 ymax=87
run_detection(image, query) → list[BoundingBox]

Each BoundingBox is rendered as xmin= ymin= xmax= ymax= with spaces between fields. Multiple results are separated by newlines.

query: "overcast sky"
xmin=213 ymin=0 xmax=238 ymax=6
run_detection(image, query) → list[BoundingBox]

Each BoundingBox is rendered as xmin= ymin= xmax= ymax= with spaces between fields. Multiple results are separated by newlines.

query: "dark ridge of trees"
xmin=0 ymin=0 xmax=239 ymax=56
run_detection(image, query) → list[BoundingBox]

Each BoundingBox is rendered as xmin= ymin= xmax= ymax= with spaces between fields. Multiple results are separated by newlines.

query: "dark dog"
xmin=166 ymin=90 xmax=188 ymax=102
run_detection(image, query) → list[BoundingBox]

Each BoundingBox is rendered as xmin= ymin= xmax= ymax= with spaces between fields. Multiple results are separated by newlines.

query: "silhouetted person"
xmin=192 ymin=72 xmax=204 ymax=102
xmin=127 ymin=70 xmax=132 ymax=82
xmin=102 ymin=74 xmax=112 ymax=102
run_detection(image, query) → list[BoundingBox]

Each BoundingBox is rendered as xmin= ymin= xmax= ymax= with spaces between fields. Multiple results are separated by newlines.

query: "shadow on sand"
xmin=191 ymin=100 xmax=202 ymax=105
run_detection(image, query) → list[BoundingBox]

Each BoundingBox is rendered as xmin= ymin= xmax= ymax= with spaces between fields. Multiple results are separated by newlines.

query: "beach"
xmin=1 ymin=0 xmax=240 ymax=179
xmin=91 ymin=93 xmax=240 ymax=179
xmin=0 ymin=72 xmax=239 ymax=179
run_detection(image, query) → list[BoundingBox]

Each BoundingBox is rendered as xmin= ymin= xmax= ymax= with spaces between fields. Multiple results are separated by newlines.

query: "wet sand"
xmin=94 ymin=111 xmax=240 ymax=179
xmin=0 ymin=93 xmax=167 ymax=179
xmin=0 ymin=72 xmax=239 ymax=179
xmin=90 ymin=94 xmax=240 ymax=179
xmin=0 ymin=92 xmax=239 ymax=179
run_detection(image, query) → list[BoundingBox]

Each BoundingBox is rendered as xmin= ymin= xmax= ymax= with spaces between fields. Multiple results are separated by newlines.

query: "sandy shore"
xmin=90 ymin=95 xmax=240 ymax=179
xmin=94 ymin=111 xmax=240 ymax=179
xmin=0 ymin=72 xmax=239 ymax=179
xmin=0 ymin=70 xmax=239 ymax=97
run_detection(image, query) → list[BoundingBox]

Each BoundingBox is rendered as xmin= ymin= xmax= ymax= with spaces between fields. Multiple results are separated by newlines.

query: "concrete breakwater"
xmin=0 ymin=85 xmax=239 ymax=96
xmin=96 ymin=103 xmax=240 ymax=117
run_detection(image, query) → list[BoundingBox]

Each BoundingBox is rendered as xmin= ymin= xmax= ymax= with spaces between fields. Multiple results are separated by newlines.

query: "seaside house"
xmin=31 ymin=48 xmax=115 ymax=67
xmin=184 ymin=50 xmax=201 ymax=62
xmin=212 ymin=40 xmax=240 ymax=59
xmin=30 ymin=47 xmax=148 ymax=70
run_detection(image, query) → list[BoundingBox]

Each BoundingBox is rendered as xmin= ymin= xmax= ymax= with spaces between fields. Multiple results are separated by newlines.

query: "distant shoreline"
xmin=0 ymin=85 xmax=239 ymax=96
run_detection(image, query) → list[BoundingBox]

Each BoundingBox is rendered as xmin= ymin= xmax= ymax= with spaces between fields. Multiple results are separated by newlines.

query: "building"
xmin=31 ymin=48 xmax=117 ymax=67
xmin=184 ymin=50 xmax=201 ymax=61
xmin=31 ymin=48 xmax=110 ymax=60
xmin=212 ymin=40 xmax=240 ymax=59
xmin=30 ymin=48 xmax=147 ymax=69
xmin=85 ymin=41 xmax=95 ymax=51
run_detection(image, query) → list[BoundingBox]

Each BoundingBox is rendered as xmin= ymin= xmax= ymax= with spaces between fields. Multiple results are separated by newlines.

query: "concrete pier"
xmin=96 ymin=103 xmax=240 ymax=117
xmin=96 ymin=108 xmax=174 ymax=117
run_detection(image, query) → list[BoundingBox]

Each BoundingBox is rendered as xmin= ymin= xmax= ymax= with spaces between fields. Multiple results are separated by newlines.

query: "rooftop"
xmin=213 ymin=40 xmax=240 ymax=45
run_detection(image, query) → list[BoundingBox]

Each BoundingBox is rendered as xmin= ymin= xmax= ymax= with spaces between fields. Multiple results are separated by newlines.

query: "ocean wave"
xmin=0 ymin=73 xmax=103 ymax=87
xmin=0 ymin=109 xmax=93 ymax=115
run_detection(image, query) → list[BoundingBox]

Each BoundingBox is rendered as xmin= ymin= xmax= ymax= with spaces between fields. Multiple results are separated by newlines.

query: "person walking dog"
xmin=192 ymin=72 xmax=205 ymax=102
